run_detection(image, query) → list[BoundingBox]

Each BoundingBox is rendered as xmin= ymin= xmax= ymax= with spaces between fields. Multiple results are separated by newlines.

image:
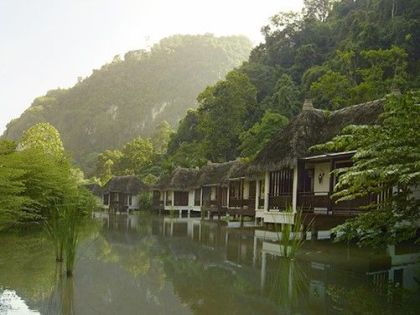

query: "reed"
xmin=62 ymin=204 xmax=81 ymax=277
xmin=274 ymin=207 xmax=312 ymax=259
xmin=45 ymin=188 xmax=95 ymax=277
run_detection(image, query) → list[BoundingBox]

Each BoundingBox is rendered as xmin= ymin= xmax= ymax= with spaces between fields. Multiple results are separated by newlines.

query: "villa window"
xmin=269 ymin=169 xmax=293 ymax=196
xmin=300 ymin=168 xmax=314 ymax=193
xmin=174 ymin=191 xmax=189 ymax=206
xmin=194 ymin=189 xmax=201 ymax=206
xmin=103 ymin=193 xmax=109 ymax=205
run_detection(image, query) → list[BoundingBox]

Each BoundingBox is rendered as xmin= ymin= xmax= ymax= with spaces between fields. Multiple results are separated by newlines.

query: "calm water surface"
xmin=0 ymin=213 xmax=419 ymax=315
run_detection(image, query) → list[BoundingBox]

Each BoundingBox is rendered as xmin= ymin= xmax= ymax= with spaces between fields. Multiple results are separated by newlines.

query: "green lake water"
xmin=0 ymin=213 xmax=419 ymax=315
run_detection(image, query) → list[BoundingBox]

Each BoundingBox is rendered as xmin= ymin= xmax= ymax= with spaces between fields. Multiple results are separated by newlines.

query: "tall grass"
xmin=45 ymin=188 xmax=95 ymax=277
xmin=274 ymin=207 xmax=313 ymax=259
xmin=62 ymin=204 xmax=81 ymax=277
xmin=265 ymin=258 xmax=308 ymax=310
xmin=44 ymin=203 xmax=65 ymax=262
xmin=138 ymin=192 xmax=152 ymax=210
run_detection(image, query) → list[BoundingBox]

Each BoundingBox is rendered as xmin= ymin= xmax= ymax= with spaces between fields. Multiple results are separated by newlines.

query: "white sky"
xmin=0 ymin=0 xmax=303 ymax=133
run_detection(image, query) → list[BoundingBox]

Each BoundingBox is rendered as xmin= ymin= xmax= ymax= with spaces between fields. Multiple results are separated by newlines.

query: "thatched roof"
xmin=154 ymin=160 xmax=265 ymax=191
xmin=154 ymin=168 xmax=201 ymax=191
xmin=252 ymin=99 xmax=384 ymax=171
xmin=228 ymin=161 xmax=251 ymax=179
xmin=103 ymin=176 xmax=148 ymax=194
xmin=84 ymin=183 xmax=102 ymax=197
xmin=153 ymin=173 xmax=171 ymax=191
xmin=197 ymin=160 xmax=239 ymax=187
xmin=170 ymin=168 xmax=201 ymax=190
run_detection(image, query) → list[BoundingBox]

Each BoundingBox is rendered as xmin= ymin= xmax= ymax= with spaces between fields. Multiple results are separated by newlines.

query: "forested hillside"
xmin=2 ymin=34 xmax=252 ymax=173
xmin=162 ymin=0 xmax=419 ymax=169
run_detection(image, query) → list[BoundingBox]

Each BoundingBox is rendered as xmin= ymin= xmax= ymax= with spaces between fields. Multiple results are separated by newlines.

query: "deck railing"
xmin=152 ymin=200 xmax=165 ymax=210
xmin=268 ymin=194 xmax=292 ymax=210
xmin=202 ymin=199 xmax=219 ymax=207
xmin=228 ymin=198 xmax=256 ymax=209
xmin=297 ymin=192 xmax=376 ymax=215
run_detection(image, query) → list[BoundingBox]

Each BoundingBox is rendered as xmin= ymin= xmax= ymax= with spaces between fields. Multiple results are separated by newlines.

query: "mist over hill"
xmin=2 ymin=34 xmax=252 ymax=171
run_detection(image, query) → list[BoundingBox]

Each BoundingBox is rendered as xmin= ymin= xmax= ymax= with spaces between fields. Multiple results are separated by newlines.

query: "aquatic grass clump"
xmin=274 ymin=207 xmax=313 ymax=259
xmin=44 ymin=188 xmax=95 ymax=277
xmin=266 ymin=258 xmax=309 ymax=311
xmin=44 ymin=204 xmax=65 ymax=262
xmin=62 ymin=204 xmax=81 ymax=277
xmin=168 ymin=207 xmax=176 ymax=218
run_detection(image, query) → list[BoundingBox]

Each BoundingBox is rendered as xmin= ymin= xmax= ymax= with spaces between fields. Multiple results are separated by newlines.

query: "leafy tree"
xmin=167 ymin=109 xmax=201 ymax=155
xmin=152 ymin=120 xmax=174 ymax=155
xmin=143 ymin=174 xmax=158 ymax=185
xmin=197 ymin=71 xmax=257 ymax=162
xmin=311 ymin=71 xmax=353 ymax=109
xmin=96 ymin=149 xmax=123 ymax=183
xmin=119 ymin=137 xmax=155 ymax=176
xmin=357 ymin=46 xmax=408 ymax=97
xmin=0 ymin=123 xmax=94 ymax=233
xmin=19 ymin=122 xmax=64 ymax=159
xmin=303 ymin=0 xmax=333 ymax=22
xmin=0 ymin=140 xmax=17 ymax=155
xmin=0 ymin=163 xmax=29 ymax=229
xmin=239 ymin=111 xmax=288 ymax=160
xmin=302 ymin=65 xmax=329 ymax=93
xmin=266 ymin=74 xmax=301 ymax=117
xmin=239 ymin=62 xmax=278 ymax=102
xmin=312 ymin=92 xmax=420 ymax=247
xmin=163 ymin=142 xmax=207 ymax=170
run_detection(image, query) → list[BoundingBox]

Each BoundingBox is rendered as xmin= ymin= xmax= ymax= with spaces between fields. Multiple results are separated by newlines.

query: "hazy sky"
xmin=0 ymin=0 xmax=303 ymax=133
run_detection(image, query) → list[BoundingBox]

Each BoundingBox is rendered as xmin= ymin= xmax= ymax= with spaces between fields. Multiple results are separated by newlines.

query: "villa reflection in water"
xmin=1 ymin=213 xmax=419 ymax=315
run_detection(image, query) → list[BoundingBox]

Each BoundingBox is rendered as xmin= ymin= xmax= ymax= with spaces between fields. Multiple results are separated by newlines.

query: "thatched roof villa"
xmin=252 ymin=99 xmax=384 ymax=171
xmin=102 ymin=175 xmax=149 ymax=213
xmin=151 ymin=97 xmax=386 ymax=227
xmin=250 ymin=98 xmax=385 ymax=226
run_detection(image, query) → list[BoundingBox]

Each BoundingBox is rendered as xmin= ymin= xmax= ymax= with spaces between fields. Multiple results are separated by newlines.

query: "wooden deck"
xmin=298 ymin=192 xmax=376 ymax=215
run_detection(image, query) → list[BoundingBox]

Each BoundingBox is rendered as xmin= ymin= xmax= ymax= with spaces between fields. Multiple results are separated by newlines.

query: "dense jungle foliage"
xmin=2 ymin=35 xmax=252 ymax=174
xmin=94 ymin=0 xmax=419 ymax=182
xmin=2 ymin=0 xmax=419 ymax=184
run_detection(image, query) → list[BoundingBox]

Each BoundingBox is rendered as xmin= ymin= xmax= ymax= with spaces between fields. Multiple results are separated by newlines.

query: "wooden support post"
xmin=261 ymin=252 xmax=267 ymax=289
xmin=171 ymin=191 xmax=174 ymax=208
xmin=255 ymin=179 xmax=260 ymax=211
xmin=264 ymin=172 xmax=269 ymax=211
xmin=292 ymin=164 xmax=298 ymax=213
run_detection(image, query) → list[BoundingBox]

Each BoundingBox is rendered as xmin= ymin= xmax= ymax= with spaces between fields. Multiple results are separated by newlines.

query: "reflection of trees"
xmin=161 ymin=235 xmax=278 ymax=315
xmin=44 ymin=267 xmax=75 ymax=315
xmin=97 ymin=216 xmax=167 ymax=286
xmin=262 ymin=256 xmax=310 ymax=313
xmin=0 ymin=221 xmax=101 ymax=314
xmin=98 ymin=237 xmax=153 ymax=278
xmin=0 ymin=232 xmax=56 ymax=302
xmin=327 ymin=282 xmax=420 ymax=315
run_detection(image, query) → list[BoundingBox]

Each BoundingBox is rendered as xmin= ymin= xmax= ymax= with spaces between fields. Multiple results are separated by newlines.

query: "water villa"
xmin=102 ymin=175 xmax=149 ymax=213
xmin=151 ymin=98 xmax=389 ymax=230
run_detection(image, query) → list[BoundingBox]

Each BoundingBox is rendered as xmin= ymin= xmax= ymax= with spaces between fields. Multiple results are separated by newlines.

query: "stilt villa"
xmin=197 ymin=161 xmax=236 ymax=218
xmin=102 ymin=175 xmax=149 ymax=213
xmin=250 ymin=98 xmax=384 ymax=228
xmin=226 ymin=162 xmax=265 ymax=220
xmin=151 ymin=97 xmax=391 ymax=230
xmin=152 ymin=168 xmax=201 ymax=218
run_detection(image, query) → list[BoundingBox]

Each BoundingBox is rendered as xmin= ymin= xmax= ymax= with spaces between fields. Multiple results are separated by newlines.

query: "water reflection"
xmin=0 ymin=213 xmax=419 ymax=314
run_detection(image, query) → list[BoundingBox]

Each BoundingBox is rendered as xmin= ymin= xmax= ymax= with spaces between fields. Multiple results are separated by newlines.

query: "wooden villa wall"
xmin=228 ymin=179 xmax=257 ymax=216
